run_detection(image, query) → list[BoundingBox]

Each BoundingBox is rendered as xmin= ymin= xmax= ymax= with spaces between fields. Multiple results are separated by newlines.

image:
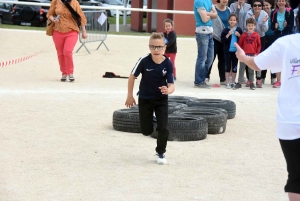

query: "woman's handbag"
xmin=46 ymin=19 xmax=55 ymax=36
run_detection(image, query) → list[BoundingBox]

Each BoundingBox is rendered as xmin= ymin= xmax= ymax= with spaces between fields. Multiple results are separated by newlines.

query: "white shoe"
xmin=205 ymin=78 xmax=209 ymax=84
xmin=156 ymin=154 xmax=167 ymax=165
xmin=226 ymin=83 xmax=231 ymax=89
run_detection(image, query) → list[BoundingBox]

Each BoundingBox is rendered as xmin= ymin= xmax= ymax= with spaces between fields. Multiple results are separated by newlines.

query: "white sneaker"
xmin=156 ymin=154 xmax=167 ymax=165
xmin=226 ymin=83 xmax=231 ymax=89
xmin=205 ymin=78 xmax=209 ymax=84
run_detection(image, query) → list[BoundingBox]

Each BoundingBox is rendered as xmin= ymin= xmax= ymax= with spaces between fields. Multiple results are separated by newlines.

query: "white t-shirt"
xmin=254 ymin=34 xmax=300 ymax=140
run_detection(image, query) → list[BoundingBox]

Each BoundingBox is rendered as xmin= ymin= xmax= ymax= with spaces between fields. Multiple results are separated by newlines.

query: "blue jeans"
xmin=194 ymin=33 xmax=214 ymax=85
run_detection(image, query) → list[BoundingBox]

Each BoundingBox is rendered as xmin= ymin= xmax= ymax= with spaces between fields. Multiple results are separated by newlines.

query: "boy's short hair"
xmin=246 ymin=18 xmax=256 ymax=25
xmin=150 ymin=32 xmax=164 ymax=40
xmin=228 ymin=13 xmax=238 ymax=22
xmin=163 ymin=18 xmax=173 ymax=26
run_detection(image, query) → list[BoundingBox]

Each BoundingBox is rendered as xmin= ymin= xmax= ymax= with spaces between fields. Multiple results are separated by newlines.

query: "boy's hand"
xmin=125 ymin=96 xmax=136 ymax=108
xmin=159 ymin=86 xmax=168 ymax=95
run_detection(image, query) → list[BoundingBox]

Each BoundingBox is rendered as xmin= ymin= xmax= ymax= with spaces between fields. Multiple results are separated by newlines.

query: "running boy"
xmin=236 ymin=18 xmax=261 ymax=90
xmin=125 ymin=32 xmax=175 ymax=165
xmin=163 ymin=18 xmax=177 ymax=80
xmin=221 ymin=13 xmax=243 ymax=89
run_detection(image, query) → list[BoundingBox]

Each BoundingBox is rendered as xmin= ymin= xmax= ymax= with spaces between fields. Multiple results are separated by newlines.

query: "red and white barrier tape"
xmin=0 ymin=45 xmax=53 ymax=68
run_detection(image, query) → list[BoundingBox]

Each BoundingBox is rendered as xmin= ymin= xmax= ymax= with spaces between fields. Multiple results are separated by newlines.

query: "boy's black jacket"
xmin=163 ymin=30 xmax=177 ymax=53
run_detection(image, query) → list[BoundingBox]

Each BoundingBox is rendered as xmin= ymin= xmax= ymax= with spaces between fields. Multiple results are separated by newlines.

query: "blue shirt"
xmin=265 ymin=17 xmax=274 ymax=36
xmin=194 ymin=0 xmax=213 ymax=27
xmin=216 ymin=7 xmax=230 ymax=28
xmin=277 ymin=10 xmax=286 ymax=31
xmin=132 ymin=54 xmax=174 ymax=99
xmin=229 ymin=27 xmax=237 ymax=52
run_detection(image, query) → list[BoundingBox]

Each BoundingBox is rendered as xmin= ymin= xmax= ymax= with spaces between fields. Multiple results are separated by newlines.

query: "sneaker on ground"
xmin=220 ymin=81 xmax=226 ymax=85
xmin=233 ymin=82 xmax=242 ymax=90
xmin=245 ymin=80 xmax=251 ymax=87
xmin=226 ymin=83 xmax=231 ymax=89
xmin=256 ymin=80 xmax=262 ymax=88
xmin=273 ymin=81 xmax=281 ymax=88
xmin=250 ymin=82 xmax=256 ymax=90
xmin=156 ymin=154 xmax=167 ymax=165
xmin=261 ymin=78 xmax=265 ymax=84
xmin=61 ymin=75 xmax=67 ymax=82
xmin=271 ymin=78 xmax=277 ymax=85
xmin=231 ymin=83 xmax=236 ymax=88
xmin=205 ymin=78 xmax=209 ymax=83
xmin=194 ymin=82 xmax=211 ymax=89
xmin=69 ymin=74 xmax=75 ymax=82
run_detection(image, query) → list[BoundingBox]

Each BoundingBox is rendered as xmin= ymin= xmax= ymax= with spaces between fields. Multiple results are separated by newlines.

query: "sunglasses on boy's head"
xmin=149 ymin=45 xmax=164 ymax=50
xmin=253 ymin=4 xmax=262 ymax=7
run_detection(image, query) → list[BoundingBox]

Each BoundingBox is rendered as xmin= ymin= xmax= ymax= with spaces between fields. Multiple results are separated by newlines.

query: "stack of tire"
xmin=113 ymin=96 xmax=236 ymax=142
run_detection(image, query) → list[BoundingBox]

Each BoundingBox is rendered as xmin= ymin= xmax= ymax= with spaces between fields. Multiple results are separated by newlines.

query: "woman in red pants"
xmin=47 ymin=0 xmax=87 ymax=82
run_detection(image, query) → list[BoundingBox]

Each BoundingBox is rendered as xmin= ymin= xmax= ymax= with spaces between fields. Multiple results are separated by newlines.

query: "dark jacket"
xmin=221 ymin=27 xmax=243 ymax=53
xmin=271 ymin=7 xmax=294 ymax=37
xmin=163 ymin=30 xmax=177 ymax=53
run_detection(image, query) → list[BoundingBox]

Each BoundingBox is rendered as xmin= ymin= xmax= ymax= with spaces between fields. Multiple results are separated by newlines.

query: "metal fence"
xmin=76 ymin=10 xmax=109 ymax=54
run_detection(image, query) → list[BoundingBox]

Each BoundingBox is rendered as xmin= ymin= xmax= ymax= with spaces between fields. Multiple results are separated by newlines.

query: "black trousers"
xmin=261 ymin=35 xmax=276 ymax=79
xmin=279 ymin=138 xmax=300 ymax=194
xmin=207 ymin=38 xmax=226 ymax=82
xmin=224 ymin=52 xmax=238 ymax=73
xmin=138 ymin=96 xmax=169 ymax=155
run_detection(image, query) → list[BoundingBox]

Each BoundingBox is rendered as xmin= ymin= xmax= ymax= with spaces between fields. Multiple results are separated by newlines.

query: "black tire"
xmin=113 ymin=109 xmax=140 ymax=123
xmin=168 ymin=95 xmax=199 ymax=104
xmin=177 ymin=106 xmax=228 ymax=119
xmin=168 ymin=102 xmax=187 ymax=114
xmin=174 ymin=109 xmax=227 ymax=134
xmin=187 ymin=99 xmax=236 ymax=119
xmin=128 ymin=103 xmax=187 ymax=114
xmin=113 ymin=120 xmax=141 ymax=133
xmin=151 ymin=115 xmax=208 ymax=141
xmin=20 ymin=6 xmax=36 ymax=21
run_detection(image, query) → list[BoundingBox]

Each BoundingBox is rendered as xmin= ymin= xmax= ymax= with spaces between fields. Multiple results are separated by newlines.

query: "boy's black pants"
xmin=138 ymin=96 xmax=169 ymax=155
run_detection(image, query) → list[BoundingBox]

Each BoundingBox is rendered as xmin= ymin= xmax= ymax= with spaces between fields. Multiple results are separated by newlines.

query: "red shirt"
xmin=238 ymin=32 xmax=261 ymax=55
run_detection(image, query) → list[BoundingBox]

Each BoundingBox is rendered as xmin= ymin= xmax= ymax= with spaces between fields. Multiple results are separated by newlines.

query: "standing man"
xmin=194 ymin=0 xmax=217 ymax=88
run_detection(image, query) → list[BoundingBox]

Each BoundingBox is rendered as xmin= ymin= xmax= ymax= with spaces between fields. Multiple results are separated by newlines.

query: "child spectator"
xmin=163 ymin=19 xmax=177 ymax=80
xmin=236 ymin=18 xmax=261 ymax=90
xmin=221 ymin=13 xmax=243 ymax=89
xmin=125 ymin=32 xmax=175 ymax=165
